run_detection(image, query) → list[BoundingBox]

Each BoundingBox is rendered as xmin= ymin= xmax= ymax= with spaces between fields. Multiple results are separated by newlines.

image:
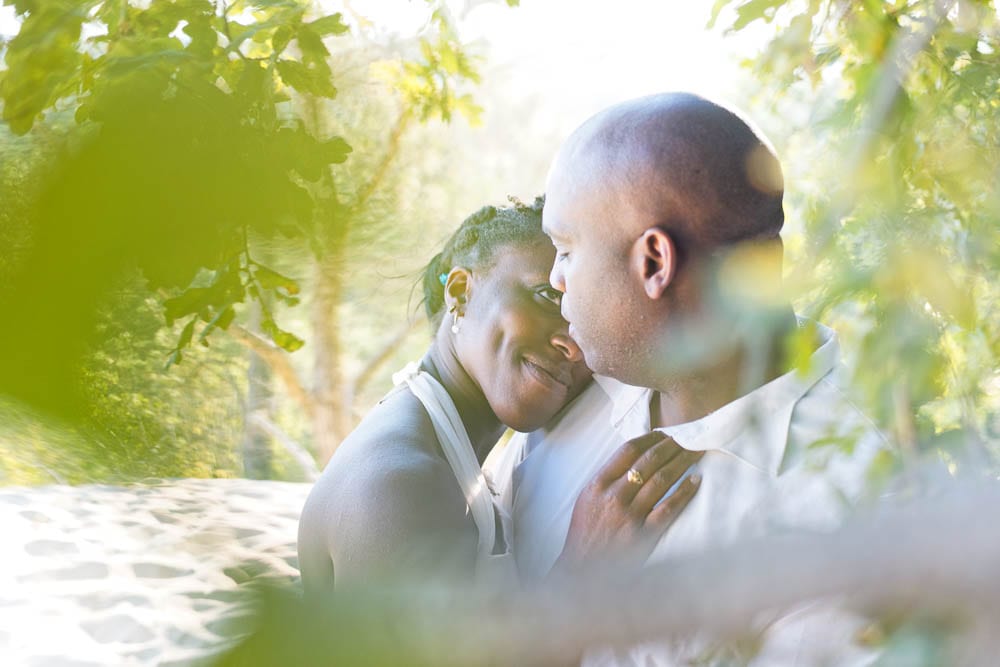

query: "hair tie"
xmin=439 ymin=273 xmax=447 ymax=286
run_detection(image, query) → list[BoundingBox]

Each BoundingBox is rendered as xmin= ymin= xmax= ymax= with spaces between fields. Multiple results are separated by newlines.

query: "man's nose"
xmin=550 ymin=330 xmax=584 ymax=363
xmin=549 ymin=262 xmax=566 ymax=293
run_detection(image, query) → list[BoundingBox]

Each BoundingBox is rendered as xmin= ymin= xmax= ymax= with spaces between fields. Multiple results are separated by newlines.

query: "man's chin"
xmin=569 ymin=331 xmax=624 ymax=381
xmin=580 ymin=349 xmax=614 ymax=380
xmin=583 ymin=350 xmax=646 ymax=387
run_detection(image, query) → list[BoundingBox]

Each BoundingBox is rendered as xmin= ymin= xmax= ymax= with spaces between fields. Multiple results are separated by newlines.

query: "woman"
xmin=297 ymin=197 xmax=701 ymax=591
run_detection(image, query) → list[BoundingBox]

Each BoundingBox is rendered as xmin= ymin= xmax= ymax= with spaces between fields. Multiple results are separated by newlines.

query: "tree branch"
xmin=228 ymin=324 xmax=316 ymax=416
xmin=348 ymin=109 xmax=413 ymax=216
xmin=350 ymin=319 xmax=420 ymax=397
xmin=304 ymin=484 xmax=1000 ymax=666
xmin=248 ymin=413 xmax=320 ymax=481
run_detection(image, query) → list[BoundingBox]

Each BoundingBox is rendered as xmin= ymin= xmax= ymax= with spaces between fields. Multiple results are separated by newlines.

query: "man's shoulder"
xmin=780 ymin=363 xmax=893 ymax=508
xmin=791 ymin=363 xmax=889 ymax=453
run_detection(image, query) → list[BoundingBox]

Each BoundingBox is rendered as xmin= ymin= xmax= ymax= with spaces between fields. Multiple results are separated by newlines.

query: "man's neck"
xmin=651 ymin=311 xmax=798 ymax=429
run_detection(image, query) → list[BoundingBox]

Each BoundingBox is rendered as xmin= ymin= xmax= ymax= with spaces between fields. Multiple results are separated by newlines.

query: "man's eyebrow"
xmin=542 ymin=219 xmax=565 ymax=240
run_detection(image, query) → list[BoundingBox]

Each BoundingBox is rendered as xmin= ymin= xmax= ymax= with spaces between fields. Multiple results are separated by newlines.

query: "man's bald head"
xmin=550 ymin=92 xmax=784 ymax=255
xmin=543 ymin=93 xmax=787 ymax=385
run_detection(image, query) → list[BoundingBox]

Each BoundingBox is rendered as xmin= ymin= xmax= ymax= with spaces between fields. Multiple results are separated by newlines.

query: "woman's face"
xmin=455 ymin=239 xmax=592 ymax=432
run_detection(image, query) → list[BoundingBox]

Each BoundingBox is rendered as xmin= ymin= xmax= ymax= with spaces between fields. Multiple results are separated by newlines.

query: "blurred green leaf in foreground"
xmin=714 ymin=0 xmax=1000 ymax=471
xmin=0 ymin=1 xmax=496 ymax=476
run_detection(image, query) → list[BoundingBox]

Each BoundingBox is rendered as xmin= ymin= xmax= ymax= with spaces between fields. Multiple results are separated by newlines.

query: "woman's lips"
xmin=523 ymin=358 xmax=571 ymax=391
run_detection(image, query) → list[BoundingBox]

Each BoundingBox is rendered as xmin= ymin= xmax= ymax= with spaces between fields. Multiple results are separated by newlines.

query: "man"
xmin=493 ymin=93 xmax=889 ymax=665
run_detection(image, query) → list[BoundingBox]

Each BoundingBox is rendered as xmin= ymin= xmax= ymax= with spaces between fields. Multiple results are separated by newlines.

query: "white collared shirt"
xmin=490 ymin=320 xmax=889 ymax=666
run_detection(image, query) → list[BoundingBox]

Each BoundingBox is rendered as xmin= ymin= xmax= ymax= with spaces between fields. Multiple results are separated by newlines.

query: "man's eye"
xmin=536 ymin=286 xmax=562 ymax=307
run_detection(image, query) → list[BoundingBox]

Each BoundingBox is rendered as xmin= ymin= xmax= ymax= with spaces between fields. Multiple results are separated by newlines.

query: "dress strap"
xmin=398 ymin=368 xmax=498 ymax=560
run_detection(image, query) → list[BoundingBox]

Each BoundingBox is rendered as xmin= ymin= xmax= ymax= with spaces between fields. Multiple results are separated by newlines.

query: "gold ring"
xmin=626 ymin=468 xmax=644 ymax=486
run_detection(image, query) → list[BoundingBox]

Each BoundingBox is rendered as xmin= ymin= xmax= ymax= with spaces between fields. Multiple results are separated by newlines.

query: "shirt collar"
xmin=593 ymin=318 xmax=840 ymax=476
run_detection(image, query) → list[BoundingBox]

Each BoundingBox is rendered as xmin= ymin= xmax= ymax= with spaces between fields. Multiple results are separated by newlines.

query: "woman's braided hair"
xmin=422 ymin=195 xmax=546 ymax=326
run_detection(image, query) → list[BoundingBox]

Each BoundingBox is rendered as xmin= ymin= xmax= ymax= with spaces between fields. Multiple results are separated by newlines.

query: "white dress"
xmin=393 ymin=362 xmax=517 ymax=586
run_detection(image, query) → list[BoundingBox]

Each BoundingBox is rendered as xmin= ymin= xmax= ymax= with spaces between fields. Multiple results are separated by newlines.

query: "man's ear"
xmin=444 ymin=267 xmax=472 ymax=311
xmin=631 ymin=227 xmax=677 ymax=300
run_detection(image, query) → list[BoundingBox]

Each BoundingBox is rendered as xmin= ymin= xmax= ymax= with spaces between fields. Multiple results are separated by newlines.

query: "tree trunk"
xmin=312 ymin=251 xmax=351 ymax=466
xmin=241 ymin=300 xmax=274 ymax=479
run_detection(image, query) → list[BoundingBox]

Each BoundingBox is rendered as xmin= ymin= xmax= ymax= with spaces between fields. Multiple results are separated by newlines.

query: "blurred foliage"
xmin=215 ymin=3 xmax=499 ymax=464
xmin=714 ymin=0 xmax=1000 ymax=468
xmin=711 ymin=0 xmax=1000 ymax=661
xmin=209 ymin=582 xmax=415 ymax=667
xmin=0 ymin=0 xmax=510 ymax=481
xmin=0 ymin=280 xmax=248 ymax=483
xmin=0 ymin=0 xmax=355 ymax=418
xmin=82 ymin=282 xmax=248 ymax=480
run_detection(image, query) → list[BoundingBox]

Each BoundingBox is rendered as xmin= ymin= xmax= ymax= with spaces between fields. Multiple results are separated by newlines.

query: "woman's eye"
xmin=555 ymin=250 xmax=569 ymax=263
xmin=536 ymin=286 xmax=562 ymax=307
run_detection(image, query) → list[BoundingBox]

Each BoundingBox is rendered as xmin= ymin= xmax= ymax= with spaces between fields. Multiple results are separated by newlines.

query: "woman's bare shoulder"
xmin=299 ymin=387 xmax=475 ymax=583
xmin=324 ymin=387 xmax=449 ymax=483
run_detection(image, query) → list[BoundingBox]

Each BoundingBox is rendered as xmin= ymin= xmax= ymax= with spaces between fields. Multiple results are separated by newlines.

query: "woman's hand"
xmin=552 ymin=431 xmax=702 ymax=574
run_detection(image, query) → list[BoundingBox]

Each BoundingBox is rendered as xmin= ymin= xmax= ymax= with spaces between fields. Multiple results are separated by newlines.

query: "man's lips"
xmin=523 ymin=357 xmax=572 ymax=390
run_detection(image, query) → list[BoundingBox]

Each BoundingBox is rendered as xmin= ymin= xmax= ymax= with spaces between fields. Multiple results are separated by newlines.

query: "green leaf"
xmin=163 ymin=287 xmax=213 ymax=325
xmin=215 ymin=306 xmax=237 ymax=331
xmin=198 ymin=305 xmax=236 ymax=342
xmin=322 ymin=136 xmax=352 ymax=164
xmin=163 ymin=264 xmax=244 ymax=326
xmin=261 ymin=316 xmax=304 ymax=352
xmin=225 ymin=8 xmax=304 ymax=53
xmin=272 ymin=24 xmax=294 ymax=54
xmin=243 ymin=0 xmax=302 ymax=8
xmin=7 ymin=1 xmax=40 ymax=15
xmin=732 ymin=0 xmax=785 ymax=31
xmin=254 ymin=265 xmax=300 ymax=295
xmin=296 ymin=25 xmax=329 ymax=64
xmin=783 ymin=319 xmax=819 ymax=376
xmin=419 ymin=38 xmax=436 ymax=65
xmin=438 ymin=40 xmax=460 ymax=74
xmin=865 ymin=449 xmax=900 ymax=493
xmin=0 ymin=1 xmax=88 ymax=134
xmin=210 ymin=265 xmax=246 ymax=304
xmin=289 ymin=183 xmax=314 ymax=226
xmin=272 ymin=329 xmax=304 ymax=352
xmin=806 ymin=433 xmax=858 ymax=456
xmin=277 ymin=126 xmax=323 ymax=180
xmin=276 ymin=59 xmax=337 ymax=98
xmin=164 ymin=349 xmax=183 ymax=370
xmin=307 ymin=13 xmax=349 ymax=37
xmin=103 ymin=49 xmax=192 ymax=79
xmin=454 ymin=93 xmax=483 ymax=125
xmin=707 ymin=0 xmax=735 ymax=29
xmin=178 ymin=317 xmax=196 ymax=349
xmin=235 ymin=59 xmax=271 ymax=100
